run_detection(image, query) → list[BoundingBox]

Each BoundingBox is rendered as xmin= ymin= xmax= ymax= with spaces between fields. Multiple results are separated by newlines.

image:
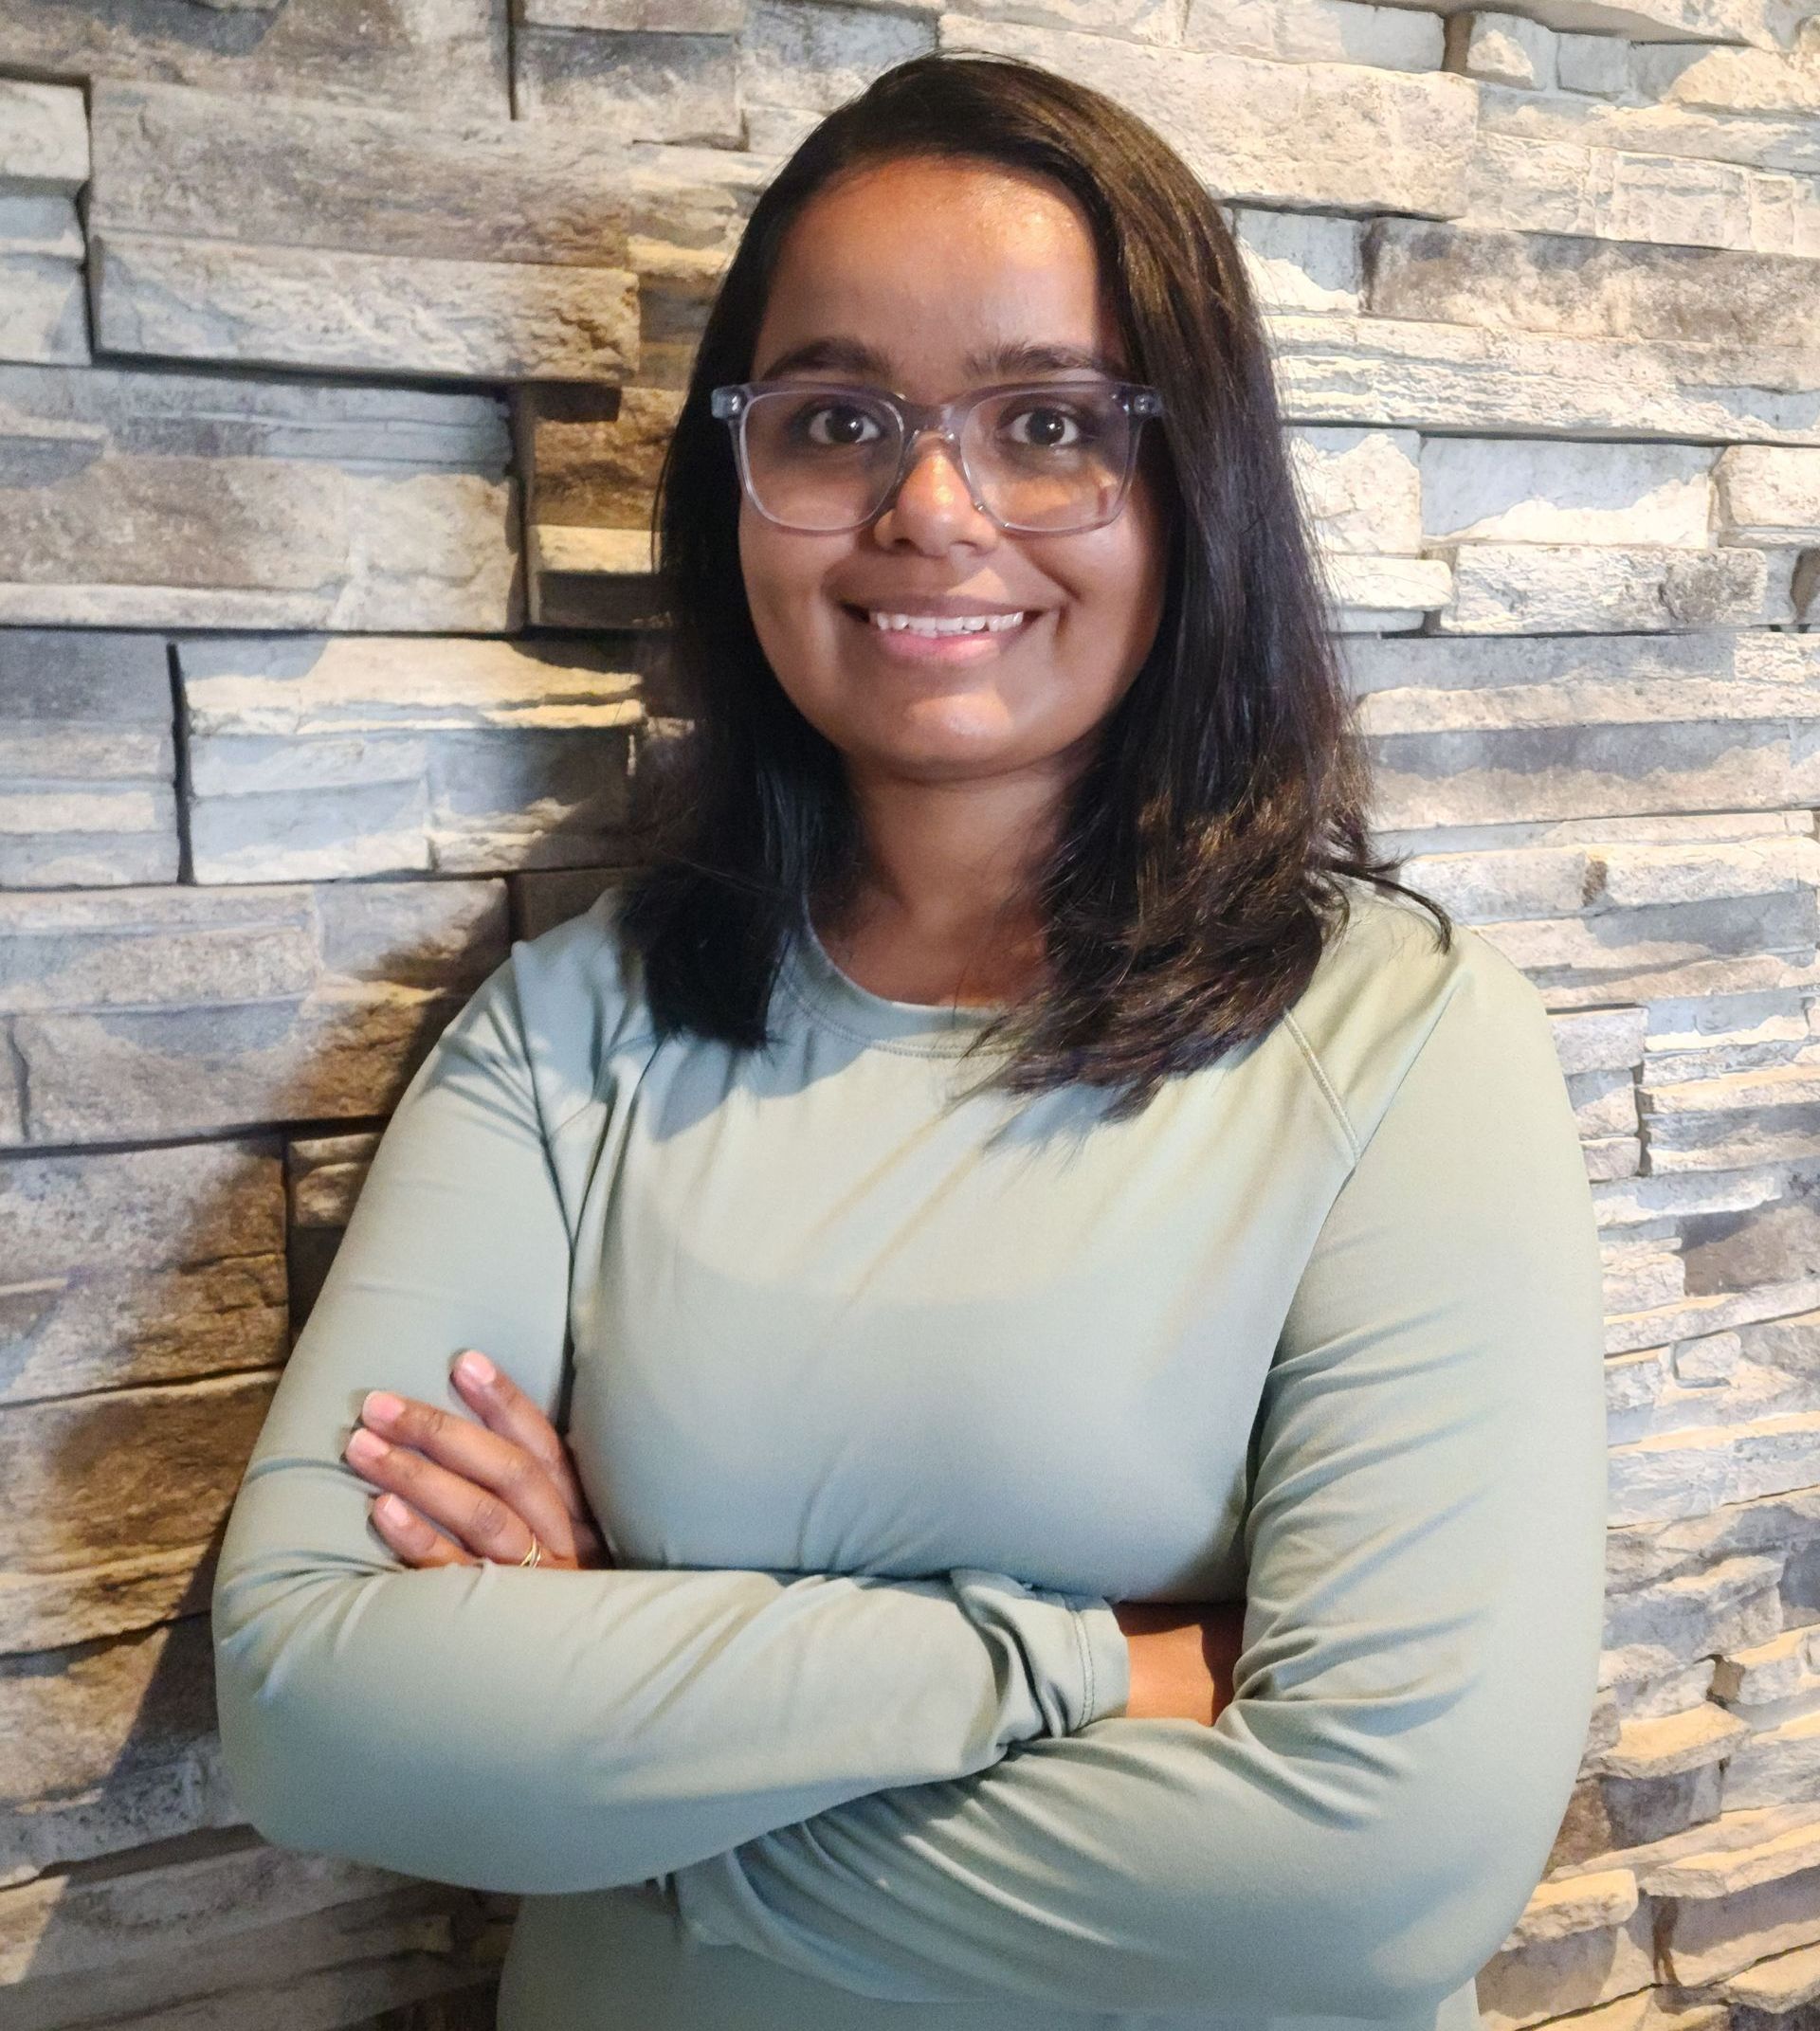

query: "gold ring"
xmin=519 ymin=1532 xmax=544 ymax=1569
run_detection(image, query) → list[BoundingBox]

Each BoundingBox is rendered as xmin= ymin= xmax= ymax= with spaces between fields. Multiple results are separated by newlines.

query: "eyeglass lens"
xmin=737 ymin=386 xmax=1137 ymax=533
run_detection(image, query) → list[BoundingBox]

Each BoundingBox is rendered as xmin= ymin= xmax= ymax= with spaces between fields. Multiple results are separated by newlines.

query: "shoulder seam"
xmin=1282 ymin=1007 xmax=1361 ymax=1167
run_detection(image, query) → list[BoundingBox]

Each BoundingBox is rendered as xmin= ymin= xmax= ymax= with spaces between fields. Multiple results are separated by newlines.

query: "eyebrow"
xmin=754 ymin=336 xmax=1129 ymax=382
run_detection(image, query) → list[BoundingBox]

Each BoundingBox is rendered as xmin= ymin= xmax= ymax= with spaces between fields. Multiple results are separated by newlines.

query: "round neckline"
xmin=782 ymin=898 xmax=1014 ymax=1058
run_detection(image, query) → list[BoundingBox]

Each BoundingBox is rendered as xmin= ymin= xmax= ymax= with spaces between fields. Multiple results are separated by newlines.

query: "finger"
xmin=354 ymin=1392 xmax=578 ymax=1561
xmin=343 ymin=1424 xmax=570 ymax=1566
xmin=449 ymin=1351 xmax=599 ymax=1534
xmin=370 ymin=1492 xmax=479 ymax=1569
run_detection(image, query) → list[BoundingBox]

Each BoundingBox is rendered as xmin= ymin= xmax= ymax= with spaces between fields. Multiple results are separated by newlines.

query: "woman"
xmin=210 ymin=51 xmax=1610 ymax=2031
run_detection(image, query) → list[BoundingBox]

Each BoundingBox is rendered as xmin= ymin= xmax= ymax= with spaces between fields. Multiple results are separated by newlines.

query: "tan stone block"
xmin=1659 ymin=1858 xmax=1820 ymax=1984
xmin=0 ymin=1370 xmax=279 ymax=1656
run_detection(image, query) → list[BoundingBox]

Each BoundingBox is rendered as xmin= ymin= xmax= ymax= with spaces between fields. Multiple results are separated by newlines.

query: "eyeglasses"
xmin=709 ymin=377 xmax=1165 ymax=535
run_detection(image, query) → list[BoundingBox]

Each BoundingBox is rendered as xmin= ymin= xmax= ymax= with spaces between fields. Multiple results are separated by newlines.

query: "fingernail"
xmin=376 ymin=1495 xmax=410 ymax=1525
xmin=456 ymin=1351 xmax=495 ymax=1387
xmin=363 ymin=1389 xmax=404 ymax=1424
xmin=347 ymin=1428 xmax=388 ymax=1465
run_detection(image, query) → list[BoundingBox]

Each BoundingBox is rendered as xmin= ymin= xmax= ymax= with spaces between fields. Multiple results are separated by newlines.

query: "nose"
xmin=872 ymin=427 xmax=996 ymax=543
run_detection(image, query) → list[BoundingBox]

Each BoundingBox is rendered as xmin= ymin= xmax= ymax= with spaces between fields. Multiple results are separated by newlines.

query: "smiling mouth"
xmin=837 ymin=604 xmax=1046 ymax=660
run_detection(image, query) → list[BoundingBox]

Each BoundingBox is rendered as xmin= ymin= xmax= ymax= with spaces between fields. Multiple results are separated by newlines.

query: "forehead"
xmin=754 ymin=157 xmax=1120 ymax=388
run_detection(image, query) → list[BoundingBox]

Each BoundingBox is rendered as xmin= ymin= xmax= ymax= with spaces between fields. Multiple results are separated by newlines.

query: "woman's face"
xmin=737 ymin=154 xmax=1171 ymax=794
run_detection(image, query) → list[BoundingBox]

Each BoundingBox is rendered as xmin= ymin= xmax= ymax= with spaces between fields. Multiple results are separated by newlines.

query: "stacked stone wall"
xmin=4 ymin=1 xmax=1819 ymax=2024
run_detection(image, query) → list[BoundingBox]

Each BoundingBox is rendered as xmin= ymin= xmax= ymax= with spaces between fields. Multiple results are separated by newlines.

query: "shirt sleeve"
xmin=210 ymin=944 xmax=1130 ymax=1897
xmin=665 ymin=934 xmax=1611 ymax=2022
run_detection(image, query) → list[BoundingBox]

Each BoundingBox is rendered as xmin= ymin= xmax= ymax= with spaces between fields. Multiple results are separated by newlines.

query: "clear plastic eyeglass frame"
xmin=708 ymin=377 xmax=1166 ymax=535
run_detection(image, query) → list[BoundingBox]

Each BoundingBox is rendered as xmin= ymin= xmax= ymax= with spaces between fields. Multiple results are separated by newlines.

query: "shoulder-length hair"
xmin=612 ymin=49 xmax=1450 ymax=1119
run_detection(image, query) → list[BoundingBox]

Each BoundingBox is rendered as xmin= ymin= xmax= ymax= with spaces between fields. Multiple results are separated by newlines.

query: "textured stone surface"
xmin=0 ymin=1140 xmax=285 ymax=1409
xmin=0 ymin=630 xmax=177 ymax=886
xmin=0 ymin=879 xmax=509 ymax=1147
xmin=0 ymin=1370 xmax=278 ymax=1658
xmin=0 ymin=363 xmax=518 ymax=631
xmin=0 ymin=0 xmax=507 ymax=121
xmin=0 ymin=81 xmax=87 ymax=198
xmin=177 ymin=634 xmax=642 ymax=881
xmin=3 ymin=0 xmax=1820 ymax=2022
xmin=938 ymin=12 xmax=1480 ymax=215
xmin=0 ymin=1835 xmax=496 ymax=2028
xmin=94 ymin=231 xmax=639 ymax=384
xmin=0 ymin=1618 xmax=237 ymax=1882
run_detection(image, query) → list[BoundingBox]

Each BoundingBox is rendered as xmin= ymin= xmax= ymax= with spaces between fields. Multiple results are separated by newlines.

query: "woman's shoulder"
xmin=451 ymin=880 xmax=660 ymax=1126
xmin=1283 ymin=871 xmax=1560 ymax=1160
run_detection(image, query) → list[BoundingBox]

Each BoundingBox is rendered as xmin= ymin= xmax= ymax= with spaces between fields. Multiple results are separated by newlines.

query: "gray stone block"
xmin=0 ymin=1139 xmax=284 ymax=1409
xmin=0 ymin=879 xmax=508 ymax=1148
xmin=176 ymin=634 xmax=643 ymax=881
xmin=0 ymin=0 xmax=507 ymax=122
xmin=0 ymin=629 xmax=178 ymax=886
xmin=0 ymin=363 xmax=518 ymax=631
xmin=516 ymin=27 xmax=742 ymax=143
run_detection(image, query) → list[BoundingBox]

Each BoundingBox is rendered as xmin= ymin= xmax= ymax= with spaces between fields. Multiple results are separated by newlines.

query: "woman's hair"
xmin=613 ymin=50 xmax=1450 ymax=1118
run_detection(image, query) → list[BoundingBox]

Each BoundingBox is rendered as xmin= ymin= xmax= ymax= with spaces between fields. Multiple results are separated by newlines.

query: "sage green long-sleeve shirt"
xmin=211 ymin=873 xmax=1610 ymax=2031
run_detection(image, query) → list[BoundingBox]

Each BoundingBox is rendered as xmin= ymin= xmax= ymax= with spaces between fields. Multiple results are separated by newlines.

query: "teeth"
xmin=867 ymin=609 xmax=1026 ymax=635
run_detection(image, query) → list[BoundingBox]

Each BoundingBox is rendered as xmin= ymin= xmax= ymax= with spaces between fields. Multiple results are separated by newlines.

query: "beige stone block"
xmin=1477 ymin=71 xmax=1820 ymax=180
xmin=1713 ymin=1623 xmax=1820 ymax=1709
xmin=1630 ymin=21 xmax=1820 ymax=119
xmin=1185 ymin=0 xmax=1444 ymax=66
xmin=1460 ymin=131 xmax=1767 ymax=252
xmin=1272 ymin=303 xmax=1820 ymax=447
xmin=0 ymin=1140 xmax=285 ymax=1408
xmin=0 ymin=80 xmax=87 ymax=198
xmin=1589 ymin=1701 xmax=1752 ymax=1781
xmin=938 ymin=12 xmax=1479 ymax=215
xmin=1709 ymin=1932 xmax=1820 ymax=2008
xmin=1435 ymin=543 xmax=1767 ymax=634
xmin=1475 ymin=1901 xmax=1655 ymax=2031
xmin=288 ymin=1133 xmax=380 ymax=1231
xmin=1718 ymin=444 xmax=1820 ymax=536
xmin=94 ymin=231 xmax=638 ymax=384
xmin=1602 ymin=1551 xmax=1783 ymax=1696
xmin=1507 ymin=1866 xmax=1637 ymax=1948
xmin=1659 ymin=1856 xmax=1820 ymax=1984
xmin=0 ymin=879 xmax=508 ymax=1148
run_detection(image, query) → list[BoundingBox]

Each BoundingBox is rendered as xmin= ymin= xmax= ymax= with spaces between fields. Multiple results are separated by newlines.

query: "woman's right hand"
xmin=1112 ymin=1599 xmax=1246 ymax=1726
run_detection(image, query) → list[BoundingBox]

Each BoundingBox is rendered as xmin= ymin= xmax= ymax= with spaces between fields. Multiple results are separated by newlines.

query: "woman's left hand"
xmin=342 ymin=1349 xmax=611 ymax=1571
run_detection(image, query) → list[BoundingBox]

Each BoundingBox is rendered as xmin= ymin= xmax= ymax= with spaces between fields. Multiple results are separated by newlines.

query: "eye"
xmin=796 ymin=400 xmax=885 ymax=448
xmin=1001 ymin=401 xmax=1098 ymax=450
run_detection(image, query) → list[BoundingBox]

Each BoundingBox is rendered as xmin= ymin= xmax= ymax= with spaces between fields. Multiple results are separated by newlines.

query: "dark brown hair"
xmin=613 ymin=50 xmax=1449 ymax=1118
